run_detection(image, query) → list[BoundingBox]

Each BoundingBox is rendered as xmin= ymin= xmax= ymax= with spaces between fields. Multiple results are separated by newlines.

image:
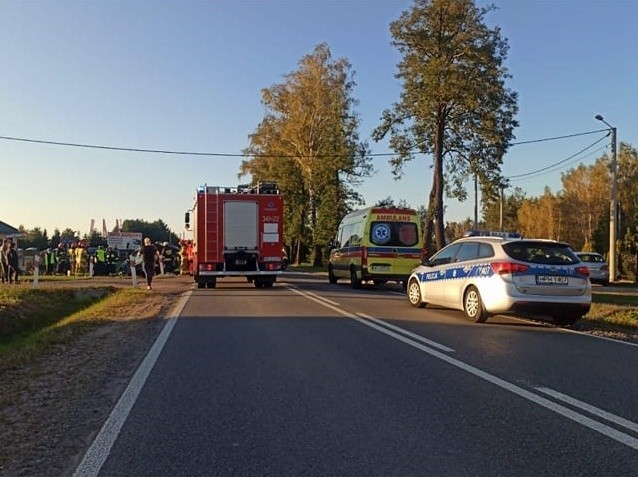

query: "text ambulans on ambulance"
xmin=328 ymin=206 xmax=424 ymax=288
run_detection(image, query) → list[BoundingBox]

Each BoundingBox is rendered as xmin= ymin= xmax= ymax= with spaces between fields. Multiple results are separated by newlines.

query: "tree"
xmin=16 ymin=226 xmax=49 ymax=250
xmin=242 ymin=43 xmax=372 ymax=266
xmin=374 ymin=196 xmax=411 ymax=208
xmin=559 ymin=160 xmax=609 ymax=251
xmin=482 ymin=186 xmax=525 ymax=232
xmin=517 ymin=187 xmax=561 ymax=241
xmin=616 ymin=143 xmax=638 ymax=251
xmin=373 ymin=0 xmax=518 ymax=252
xmin=121 ymin=219 xmax=178 ymax=245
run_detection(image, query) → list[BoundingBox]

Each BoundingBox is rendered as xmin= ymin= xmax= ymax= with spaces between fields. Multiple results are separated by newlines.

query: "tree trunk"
xmin=433 ymin=117 xmax=446 ymax=249
xmin=423 ymin=183 xmax=437 ymax=258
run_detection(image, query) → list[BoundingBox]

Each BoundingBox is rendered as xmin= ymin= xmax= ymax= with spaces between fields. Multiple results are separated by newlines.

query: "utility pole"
xmin=499 ymin=187 xmax=504 ymax=231
xmin=596 ymin=114 xmax=617 ymax=283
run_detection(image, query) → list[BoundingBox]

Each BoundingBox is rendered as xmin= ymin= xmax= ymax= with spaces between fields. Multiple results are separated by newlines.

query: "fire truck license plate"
xmin=235 ymin=259 xmax=246 ymax=265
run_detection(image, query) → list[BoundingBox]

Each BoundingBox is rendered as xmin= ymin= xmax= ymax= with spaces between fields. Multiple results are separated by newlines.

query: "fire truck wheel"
xmin=206 ymin=279 xmax=216 ymax=288
xmin=197 ymin=281 xmax=205 ymax=289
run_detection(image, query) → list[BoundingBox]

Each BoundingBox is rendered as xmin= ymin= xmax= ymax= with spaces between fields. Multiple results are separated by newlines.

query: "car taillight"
xmin=361 ymin=245 xmax=367 ymax=266
xmin=575 ymin=266 xmax=590 ymax=277
xmin=490 ymin=262 xmax=530 ymax=274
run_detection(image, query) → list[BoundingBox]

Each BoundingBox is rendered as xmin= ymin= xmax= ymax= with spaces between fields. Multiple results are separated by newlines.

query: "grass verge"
xmin=0 ymin=287 xmax=160 ymax=367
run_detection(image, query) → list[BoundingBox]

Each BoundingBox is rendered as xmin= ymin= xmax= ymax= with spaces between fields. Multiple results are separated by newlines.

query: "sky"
xmin=1 ymin=0 xmax=636 ymax=240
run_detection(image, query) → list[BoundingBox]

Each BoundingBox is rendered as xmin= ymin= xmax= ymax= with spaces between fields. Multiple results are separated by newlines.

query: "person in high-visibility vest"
xmin=45 ymin=248 xmax=57 ymax=275
xmin=75 ymin=243 xmax=86 ymax=276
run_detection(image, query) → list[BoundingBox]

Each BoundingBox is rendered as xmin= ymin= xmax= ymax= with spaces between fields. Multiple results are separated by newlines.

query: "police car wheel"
xmin=407 ymin=279 xmax=425 ymax=308
xmin=464 ymin=286 xmax=488 ymax=323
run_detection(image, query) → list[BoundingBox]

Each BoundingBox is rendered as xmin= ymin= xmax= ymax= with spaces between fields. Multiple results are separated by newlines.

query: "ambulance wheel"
xmin=407 ymin=278 xmax=425 ymax=308
xmin=350 ymin=267 xmax=362 ymax=289
xmin=463 ymin=286 xmax=489 ymax=323
xmin=328 ymin=265 xmax=338 ymax=284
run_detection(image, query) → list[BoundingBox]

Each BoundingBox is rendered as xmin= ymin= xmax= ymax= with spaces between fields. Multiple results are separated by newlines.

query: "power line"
xmin=0 ymin=135 xmax=246 ymax=157
xmin=0 ymin=127 xmax=613 ymax=158
xmin=508 ymin=136 xmax=607 ymax=180
xmin=510 ymin=128 xmax=608 ymax=146
xmin=0 ymin=134 xmax=397 ymax=158
xmin=508 ymin=144 xmax=609 ymax=183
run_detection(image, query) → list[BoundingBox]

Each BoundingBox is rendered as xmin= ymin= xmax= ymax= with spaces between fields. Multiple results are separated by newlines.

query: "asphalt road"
xmin=78 ymin=273 xmax=638 ymax=476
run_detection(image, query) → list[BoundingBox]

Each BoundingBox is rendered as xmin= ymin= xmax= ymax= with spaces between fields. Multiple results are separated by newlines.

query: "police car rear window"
xmin=502 ymin=242 xmax=579 ymax=265
xmin=370 ymin=222 xmax=419 ymax=247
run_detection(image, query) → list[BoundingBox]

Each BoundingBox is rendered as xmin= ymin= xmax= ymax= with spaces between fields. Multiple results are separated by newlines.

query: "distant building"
xmin=0 ymin=219 xmax=20 ymax=241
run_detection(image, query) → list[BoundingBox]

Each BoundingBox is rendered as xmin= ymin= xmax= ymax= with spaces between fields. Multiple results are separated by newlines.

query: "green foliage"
xmin=16 ymin=226 xmax=49 ymax=249
xmin=373 ymin=0 xmax=518 ymax=251
xmin=481 ymin=186 xmax=526 ymax=232
xmin=121 ymin=219 xmax=179 ymax=244
xmin=241 ymin=43 xmax=372 ymax=266
xmin=87 ymin=230 xmax=106 ymax=247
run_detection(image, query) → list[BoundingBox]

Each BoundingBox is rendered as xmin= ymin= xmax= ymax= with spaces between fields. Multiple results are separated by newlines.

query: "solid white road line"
xmin=73 ymin=291 xmax=191 ymax=477
xmin=357 ymin=312 xmax=455 ymax=352
xmin=535 ymin=386 xmax=638 ymax=434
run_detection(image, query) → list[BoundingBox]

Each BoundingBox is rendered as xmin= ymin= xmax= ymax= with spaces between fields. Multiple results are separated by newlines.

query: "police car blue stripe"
xmin=416 ymin=263 xmax=583 ymax=283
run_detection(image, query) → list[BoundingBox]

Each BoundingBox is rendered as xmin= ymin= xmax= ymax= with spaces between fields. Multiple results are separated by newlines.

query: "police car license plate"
xmin=536 ymin=275 xmax=568 ymax=285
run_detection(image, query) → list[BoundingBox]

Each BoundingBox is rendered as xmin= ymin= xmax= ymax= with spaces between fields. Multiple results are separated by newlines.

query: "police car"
xmin=406 ymin=231 xmax=592 ymax=326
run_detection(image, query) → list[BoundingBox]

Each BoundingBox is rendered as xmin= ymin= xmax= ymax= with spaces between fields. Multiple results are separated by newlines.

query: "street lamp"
xmin=595 ymin=114 xmax=618 ymax=284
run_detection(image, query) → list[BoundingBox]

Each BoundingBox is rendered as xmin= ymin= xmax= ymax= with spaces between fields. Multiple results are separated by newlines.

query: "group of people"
xmin=1 ymin=238 xmax=20 ymax=284
xmin=41 ymin=241 xmax=90 ymax=276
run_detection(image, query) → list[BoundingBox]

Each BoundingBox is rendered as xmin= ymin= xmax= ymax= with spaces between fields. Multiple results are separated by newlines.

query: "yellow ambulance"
xmin=328 ymin=206 xmax=424 ymax=288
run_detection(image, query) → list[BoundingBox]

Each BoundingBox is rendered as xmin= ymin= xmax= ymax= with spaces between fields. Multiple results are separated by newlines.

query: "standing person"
xmin=141 ymin=237 xmax=158 ymax=290
xmin=7 ymin=241 xmax=20 ymax=283
xmin=0 ymin=239 xmax=9 ymax=284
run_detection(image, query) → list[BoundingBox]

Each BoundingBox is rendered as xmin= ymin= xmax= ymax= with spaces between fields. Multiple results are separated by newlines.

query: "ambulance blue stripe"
xmin=342 ymin=246 xmax=421 ymax=254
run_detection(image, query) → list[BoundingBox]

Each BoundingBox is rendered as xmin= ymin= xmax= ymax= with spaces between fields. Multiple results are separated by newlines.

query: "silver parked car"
xmin=407 ymin=233 xmax=592 ymax=326
xmin=575 ymin=252 xmax=610 ymax=286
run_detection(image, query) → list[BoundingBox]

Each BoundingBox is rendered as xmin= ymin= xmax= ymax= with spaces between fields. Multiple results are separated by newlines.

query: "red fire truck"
xmin=185 ymin=182 xmax=285 ymax=288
